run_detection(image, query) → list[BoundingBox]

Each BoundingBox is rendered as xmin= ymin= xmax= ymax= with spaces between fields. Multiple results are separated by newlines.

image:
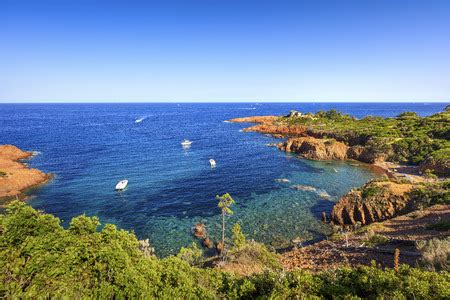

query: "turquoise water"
xmin=0 ymin=103 xmax=446 ymax=256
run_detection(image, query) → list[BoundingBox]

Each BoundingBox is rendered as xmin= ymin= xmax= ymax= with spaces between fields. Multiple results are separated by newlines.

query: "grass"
xmin=362 ymin=185 xmax=382 ymax=199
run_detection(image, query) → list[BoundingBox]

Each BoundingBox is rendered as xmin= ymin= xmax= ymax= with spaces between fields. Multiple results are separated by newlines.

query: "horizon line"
xmin=0 ymin=100 xmax=449 ymax=104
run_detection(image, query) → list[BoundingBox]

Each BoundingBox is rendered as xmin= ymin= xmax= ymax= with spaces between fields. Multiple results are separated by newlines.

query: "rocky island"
xmin=0 ymin=145 xmax=51 ymax=204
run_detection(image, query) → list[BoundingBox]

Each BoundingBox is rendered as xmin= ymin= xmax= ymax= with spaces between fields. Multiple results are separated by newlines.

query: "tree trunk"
xmin=221 ymin=209 xmax=225 ymax=256
xmin=221 ymin=209 xmax=225 ymax=257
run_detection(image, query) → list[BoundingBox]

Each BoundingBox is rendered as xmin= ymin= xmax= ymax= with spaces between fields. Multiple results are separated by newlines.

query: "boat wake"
xmin=135 ymin=116 xmax=149 ymax=123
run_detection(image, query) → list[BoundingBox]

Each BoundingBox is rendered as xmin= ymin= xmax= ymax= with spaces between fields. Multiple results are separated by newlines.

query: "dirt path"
xmin=281 ymin=204 xmax=449 ymax=271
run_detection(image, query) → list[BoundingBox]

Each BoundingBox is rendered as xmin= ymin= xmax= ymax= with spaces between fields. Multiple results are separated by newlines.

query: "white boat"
xmin=135 ymin=118 xmax=144 ymax=123
xmin=209 ymin=159 xmax=216 ymax=167
xmin=115 ymin=180 xmax=128 ymax=191
xmin=181 ymin=139 xmax=192 ymax=146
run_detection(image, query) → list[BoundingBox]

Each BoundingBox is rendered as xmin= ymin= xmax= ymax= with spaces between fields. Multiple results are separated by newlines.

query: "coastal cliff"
xmin=330 ymin=180 xmax=414 ymax=226
xmin=230 ymin=109 xmax=449 ymax=227
xmin=230 ymin=109 xmax=450 ymax=175
xmin=0 ymin=145 xmax=50 ymax=201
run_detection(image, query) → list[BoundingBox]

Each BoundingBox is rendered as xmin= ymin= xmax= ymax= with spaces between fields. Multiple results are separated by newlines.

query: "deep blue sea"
xmin=0 ymin=102 xmax=447 ymax=256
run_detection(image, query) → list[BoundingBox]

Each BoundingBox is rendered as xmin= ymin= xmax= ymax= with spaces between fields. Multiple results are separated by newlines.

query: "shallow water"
xmin=0 ymin=102 xmax=446 ymax=256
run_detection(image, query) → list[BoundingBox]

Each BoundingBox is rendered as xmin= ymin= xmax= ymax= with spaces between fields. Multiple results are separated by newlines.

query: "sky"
xmin=1 ymin=0 xmax=450 ymax=103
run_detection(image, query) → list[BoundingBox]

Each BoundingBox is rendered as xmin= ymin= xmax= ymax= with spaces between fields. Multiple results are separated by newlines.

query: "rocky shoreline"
xmin=230 ymin=115 xmax=448 ymax=225
xmin=230 ymin=113 xmax=449 ymax=270
xmin=0 ymin=145 xmax=51 ymax=204
xmin=231 ymin=116 xmax=387 ymax=164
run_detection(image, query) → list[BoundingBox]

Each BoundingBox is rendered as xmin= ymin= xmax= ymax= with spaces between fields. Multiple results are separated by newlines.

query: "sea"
xmin=0 ymin=102 xmax=447 ymax=256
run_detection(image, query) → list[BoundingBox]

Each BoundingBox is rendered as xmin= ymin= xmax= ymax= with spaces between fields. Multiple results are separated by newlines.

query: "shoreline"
xmin=0 ymin=145 xmax=52 ymax=206
xmin=229 ymin=116 xmax=425 ymax=180
xmin=229 ymin=113 xmax=449 ymax=270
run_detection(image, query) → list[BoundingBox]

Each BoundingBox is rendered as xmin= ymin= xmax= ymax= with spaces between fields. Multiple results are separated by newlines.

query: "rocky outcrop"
xmin=277 ymin=137 xmax=387 ymax=164
xmin=347 ymin=146 xmax=386 ymax=164
xmin=278 ymin=137 xmax=348 ymax=160
xmin=0 ymin=145 xmax=51 ymax=200
xmin=230 ymin=115 xmax=390 ymax=165
xmin=193 ymin=223 xmax=206 ymax=238
xmin=229 ymin=116 xmax=307 ymax=136
xmin=331 ymin=181 xmax=414 ymax=226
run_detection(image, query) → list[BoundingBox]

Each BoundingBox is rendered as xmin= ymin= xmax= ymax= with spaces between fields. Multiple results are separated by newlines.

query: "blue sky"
xmin=1 ymin=0 xmax=450 ymax=102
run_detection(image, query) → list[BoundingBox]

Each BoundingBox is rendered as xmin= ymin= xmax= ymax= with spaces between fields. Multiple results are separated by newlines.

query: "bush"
xmin=362 ymin=185 xmax=382 ymax=199
xmin=231 ymin=223 xmax=246 ymax=249
xmin=423 ymin=169 xmax=438 ymax=179
xmin=364 ymin=229 xmax=389 ymax=247
xmin=177 ymin=242 xmax=204 ymax=267
xmin=1 ymin=201 xmax=449 ymax=298
xmin=417 ymin=238 xmax=450 ymax=271
xmin=409 ymin=181 xmax=450 ymax=209
xmin=427 ymin=220 xmax=450 ymax=231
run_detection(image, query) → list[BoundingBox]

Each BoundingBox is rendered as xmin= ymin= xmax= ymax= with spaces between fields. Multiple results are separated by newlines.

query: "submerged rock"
xmin=193 ymin=223 xmax=206 ymax=239
xmin=203 ymin=237 xmax=213 ymax=248
xmin=316 ymin=190 xmax=332 ymax=200
xmin=291 ymin=185 xmax=317 ymax=192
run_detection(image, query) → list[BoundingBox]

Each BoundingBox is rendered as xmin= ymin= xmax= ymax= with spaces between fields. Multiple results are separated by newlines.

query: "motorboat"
xmin=209 ymin=159 xmax=216 ymax=167
xmin=181 ymin=139 xmax=192 ymax=146
xmin=115 ymin=179 xmax=128 ymax=191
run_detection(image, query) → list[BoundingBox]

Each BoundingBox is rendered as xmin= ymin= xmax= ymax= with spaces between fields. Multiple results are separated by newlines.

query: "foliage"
xmin=0 ymin=201 xmax=224 ymax=298
xmin=226 ymin=240 xmax=281 ymax=275
xmin=216 ymin=193 xmax=235 ymax=216
xmin=423 ymin=169 xmax=438 ymax=179
xmin=408 ymin=180 xmax=450 ymax=209
xmin=397 ymin=111 xmax=419 ymax=119
xmin=364 ymin=232 xmax=389 ymax=247
xmin=231 ymin=223 xmax=246 ymax=249
xmin=177 ymin=242 xmax=204 ymax=267
xmin=216 ymin=193 xmax=235 ymax=256
xmin=1 ymin=202 xmax=450 ymax=298
xmin=427 ymin=219 xmax=450 ymax=231
xmin=361 ymin=185 xmax=382 ymax=199
xmin=417 ymin=238 xmax=450 ymax=271
xmin=0 ymin=170 xmax=6 ymax=177
xmin=281 ymin=108 xmax=450 ymax=172
xmin=226 ymin=265 xmax=450 ymax=299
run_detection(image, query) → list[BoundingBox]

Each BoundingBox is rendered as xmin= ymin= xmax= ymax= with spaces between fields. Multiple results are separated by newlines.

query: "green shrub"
xmin=417 ymin=238 xmax=450 ymax=271
xmin=427 ymin=220 xmax=450 ymax=231
xmin=177 ymin=242 xmax=204 ymax=267
xmin=362 ymin=185 xmax=382 ymax=199
xmin=409 ymin=181 xmax=450 ymax=208
xmin=365 ymin=233 xmax=389 ymax=247
xmin=231 ymin=223 xmax=246 ymax=250
xmin=227 ymin=240 xmax=281 ymax=272
xmin=1 ymin=201 xmax=449 ymax=298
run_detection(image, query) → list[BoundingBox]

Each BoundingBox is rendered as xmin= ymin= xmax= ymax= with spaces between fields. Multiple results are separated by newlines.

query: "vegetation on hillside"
xmin=279 ymin=109 xmax=450 ymax=173
xmin=1 ymin=201 xmax=449 ymax=298
xmin=408 ymin=180 xmax=450 ymax=209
